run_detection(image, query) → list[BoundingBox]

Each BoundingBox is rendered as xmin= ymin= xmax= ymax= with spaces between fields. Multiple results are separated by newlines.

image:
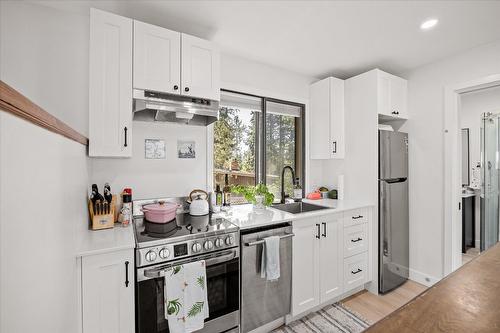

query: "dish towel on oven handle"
xmin=260 ymin=235 xmax=280 ymax=281
xmin=164 ymin=260 xmax=209 ymax=333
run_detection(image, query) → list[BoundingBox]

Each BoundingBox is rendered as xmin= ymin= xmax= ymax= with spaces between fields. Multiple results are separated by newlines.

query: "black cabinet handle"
xmin=125 ymin=261 xmax=130 ymax=287
xmin=315 ymin=224 xmax=320 ymax=239
xmin=351 ymin=268 xmax=362 ymax=275
xmin=124 ymin=127 xmax=128 ymax=147
xmin=351 ymin=237 xmax=363 ymax=243
xmin=332 ymin=141 xmax=337 ymax=154
xmin=322 ymin=222 xmax=327 ymax=237
xmin=352 ymin=215 xmax=363 ymax=220
xmin=173 ymin=85 xmax=179 ymax=90
xmin=184 ymin=87 xmax=190 ymax=92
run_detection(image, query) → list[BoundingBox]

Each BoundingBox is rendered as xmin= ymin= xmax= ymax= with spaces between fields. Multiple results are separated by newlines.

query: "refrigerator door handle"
xmin=380 ymin=181 xmax=391 ymax=259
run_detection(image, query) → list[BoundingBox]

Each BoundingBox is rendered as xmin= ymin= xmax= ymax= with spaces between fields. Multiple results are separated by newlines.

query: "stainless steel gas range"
xmin=132 ymin=197 xmax=240 ymax=333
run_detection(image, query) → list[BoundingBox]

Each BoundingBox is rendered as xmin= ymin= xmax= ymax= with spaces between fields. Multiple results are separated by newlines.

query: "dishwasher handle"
xmin=244 ymin=233 xmax=295 ymax=247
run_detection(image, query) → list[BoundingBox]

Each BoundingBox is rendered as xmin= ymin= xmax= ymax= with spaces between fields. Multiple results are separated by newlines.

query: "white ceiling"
xmin=33 ymin=0 xmax=500 ymax=79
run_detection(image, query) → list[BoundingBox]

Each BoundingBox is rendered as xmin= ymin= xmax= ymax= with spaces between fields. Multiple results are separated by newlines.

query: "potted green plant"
xmin=232 ymin=183 xmax=274 ymax=209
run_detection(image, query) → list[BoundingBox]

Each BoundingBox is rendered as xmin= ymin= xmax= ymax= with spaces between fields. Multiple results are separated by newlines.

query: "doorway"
xmin=444 ymin=74 xmax=500 ymax=276
xmin=457 ymin=84 xmax=500 ymax=266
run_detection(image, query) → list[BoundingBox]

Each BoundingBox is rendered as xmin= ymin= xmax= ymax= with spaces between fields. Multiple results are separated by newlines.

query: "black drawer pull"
xmin=351 ymin=237 xmax=363 ymax=243
xmin=322 ymin=222 xmax=327 ymax=238
xmin=125 ymin=261 xmax=130 ymax=287
xmin=316 ymin=224 xmax=321 ymax=239
xmin=351 ymin=268 xmax=362 ymax=275
xmin=352 ymin=215 xmax=363 ymax=220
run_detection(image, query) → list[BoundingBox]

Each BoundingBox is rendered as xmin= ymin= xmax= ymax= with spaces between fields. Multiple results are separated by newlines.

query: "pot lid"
xmin=143 ymin=201 xmax=178 ymax=212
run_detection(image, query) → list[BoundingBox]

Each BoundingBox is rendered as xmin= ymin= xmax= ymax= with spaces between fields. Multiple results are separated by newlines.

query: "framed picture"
xmin=177 ymin=140 xmax=196 ymax=159
xmin=145 ymin=139 xmax=166 ymax=159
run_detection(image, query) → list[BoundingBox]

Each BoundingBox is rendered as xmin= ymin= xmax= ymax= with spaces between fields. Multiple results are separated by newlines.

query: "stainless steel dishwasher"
xmin=240 ymin=223 xmax=293 ymax=332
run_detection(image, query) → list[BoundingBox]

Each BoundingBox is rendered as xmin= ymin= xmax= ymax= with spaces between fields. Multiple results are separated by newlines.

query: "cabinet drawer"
xmin=343 ymin=252 xmax=367 ymax=291
xmin=343 ymin=208 xmax=368 ymax=227
xmin=343 ymin=224 xmax=367 ymax=258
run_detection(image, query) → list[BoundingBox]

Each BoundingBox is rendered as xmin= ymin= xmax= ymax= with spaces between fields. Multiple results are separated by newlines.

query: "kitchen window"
xmin=213 ymin=90 xmax=304 ymax=203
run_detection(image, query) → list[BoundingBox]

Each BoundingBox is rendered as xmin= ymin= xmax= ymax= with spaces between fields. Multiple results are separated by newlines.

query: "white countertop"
xmin=76 ymin=224 xmax=136 ymax=257
xmin=75 ymin=199 xmax=373 ymax=256
xmin=215 ymin=199 xmax=373 ymax=230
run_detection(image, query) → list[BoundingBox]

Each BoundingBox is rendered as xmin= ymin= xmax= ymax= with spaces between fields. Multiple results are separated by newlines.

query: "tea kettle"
xmin=189 ymin=189 xmax=209 ymax=216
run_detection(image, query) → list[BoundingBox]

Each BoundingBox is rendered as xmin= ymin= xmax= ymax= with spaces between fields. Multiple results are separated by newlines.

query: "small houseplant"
xmin=232 ymin=183 xmax=274 ymax=209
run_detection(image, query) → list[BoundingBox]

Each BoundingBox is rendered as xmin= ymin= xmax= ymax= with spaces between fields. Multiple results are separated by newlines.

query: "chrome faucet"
xmin=281 ymin=166 xmax=296 ymax=204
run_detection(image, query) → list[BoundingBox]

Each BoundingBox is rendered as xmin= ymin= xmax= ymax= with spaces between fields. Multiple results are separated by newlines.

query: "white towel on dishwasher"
xmin=164 ymin=260 xmax=209 ymax=333
xmin=261 ymin=235 xmax=280 ymax=281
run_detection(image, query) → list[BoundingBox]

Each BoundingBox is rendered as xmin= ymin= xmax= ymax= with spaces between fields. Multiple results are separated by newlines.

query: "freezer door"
xmin=379 ymin=179 xmax=409 ymax=294
xmin=379 ymin=130 xmax=408 ymax=179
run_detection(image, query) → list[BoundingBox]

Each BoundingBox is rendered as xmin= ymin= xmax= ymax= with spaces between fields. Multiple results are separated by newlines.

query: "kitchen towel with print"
xmin=164 ymin=260 xmax=209 ymax=333
xmin=260 ymin=235 xmax=280 ymax=281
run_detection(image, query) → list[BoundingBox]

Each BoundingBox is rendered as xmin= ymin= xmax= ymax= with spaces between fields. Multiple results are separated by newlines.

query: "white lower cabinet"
xmin=343 ymin=252 xmax=368 ymax=291
xmin=292 ymin=208 xmax=372 ymax=317
xmin=81 ymin=249 xmax=135 ymax=333
xmin=343 ymin=224 xmax=368 ymax=258
xmin=292 ymin=218 xmax=321 ymax=315
xmin=319 ymin=216 xmax=343 ymax=302
xmin=292 ymin=214 xmax=342 ymax=316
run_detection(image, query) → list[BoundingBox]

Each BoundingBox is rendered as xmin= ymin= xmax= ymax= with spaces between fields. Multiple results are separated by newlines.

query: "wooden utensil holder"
xmin=89 ymin=195 xmax=116 ymax=230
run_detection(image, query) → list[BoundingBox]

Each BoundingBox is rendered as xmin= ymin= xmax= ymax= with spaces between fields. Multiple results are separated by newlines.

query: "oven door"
xmin=136 ymin=249 xmax=240 ymax=333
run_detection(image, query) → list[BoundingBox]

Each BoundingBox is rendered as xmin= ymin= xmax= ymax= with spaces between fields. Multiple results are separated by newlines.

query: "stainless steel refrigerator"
xmin=379 ymin=130 xmax=409 ymax=294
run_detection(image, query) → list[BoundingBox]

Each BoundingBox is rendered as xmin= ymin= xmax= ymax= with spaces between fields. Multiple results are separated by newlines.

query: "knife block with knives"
xmin=88 ymin=195 xmax=116 ymax=230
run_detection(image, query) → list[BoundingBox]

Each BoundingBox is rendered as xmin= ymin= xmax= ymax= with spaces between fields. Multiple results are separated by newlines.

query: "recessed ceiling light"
xmin=420 ymin=18 xmax=438 ymax=30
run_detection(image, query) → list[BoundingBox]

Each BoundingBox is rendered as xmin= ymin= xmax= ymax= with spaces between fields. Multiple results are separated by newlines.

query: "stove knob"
xmin=204 ymin=240 xmax=214 ymax=251
xmin=192 ymin=242 xmax=202 ymax=253
xmin=214 ymin=238 xmax=224 ymax=248
xmin=145 ymin=250 xmax=157 ymax=262
xmin=159 ymin=248 xmax=170 ymax=259
xmin=225 ymin=235 xmax=235 ymax=246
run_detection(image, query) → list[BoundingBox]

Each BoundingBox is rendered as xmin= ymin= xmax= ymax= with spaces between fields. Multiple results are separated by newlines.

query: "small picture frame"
xmin=145 ymin=139 xmax=166 ymax=159
xmin=177 ymin=140 xmax=196 ymax=159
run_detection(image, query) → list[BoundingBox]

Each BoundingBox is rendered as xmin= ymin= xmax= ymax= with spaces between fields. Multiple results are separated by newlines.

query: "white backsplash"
xmin=90 ymin=121 xmax=208 ymax=200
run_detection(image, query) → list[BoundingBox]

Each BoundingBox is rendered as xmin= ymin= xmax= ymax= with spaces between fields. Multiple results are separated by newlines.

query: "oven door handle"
xmin=143 ymin=250 xmax=237 ymax=279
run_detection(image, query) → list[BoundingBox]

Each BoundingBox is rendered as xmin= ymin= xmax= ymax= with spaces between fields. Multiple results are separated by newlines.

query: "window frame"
xmin=217 ymin=89 xmax=306 ymax=198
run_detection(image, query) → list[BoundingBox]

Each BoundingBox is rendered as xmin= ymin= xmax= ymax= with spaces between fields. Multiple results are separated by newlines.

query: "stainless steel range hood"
xmin=133 ymin=89 xmax=219 ymax=126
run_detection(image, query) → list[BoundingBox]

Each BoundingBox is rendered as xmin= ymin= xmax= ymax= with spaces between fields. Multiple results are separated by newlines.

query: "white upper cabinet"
xmin=133 ymin=21 xmax=181 ymax=94
xmin=377 ymin=70 xmax=408 ymax=119
xmin=89 ymin=8 xmax=132 ymax=157
xmin=181 ymin=33 xmax=221 ymax=101
xmin=309 ymin=77 xmax=345 ymax=159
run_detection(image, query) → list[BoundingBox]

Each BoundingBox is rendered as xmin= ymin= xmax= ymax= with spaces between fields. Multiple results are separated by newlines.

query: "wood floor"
xmin=461 ymin=247 xmax=480 ymax=265
xmin=340 ymin=280 xmax=427 ymax=325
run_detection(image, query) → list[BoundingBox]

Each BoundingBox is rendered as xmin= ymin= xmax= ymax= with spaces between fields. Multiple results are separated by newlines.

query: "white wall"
xmin=401 ymin=40 xmax=500 ymax=284
xmin=460 ymin=85 xmax=500 ymax=245
xmin=0 ymin=1 xmax=318 ymax=200
xmin=90 ymin=121 xmax=208 ymax=199
xmin=0 ymin=1 xmax=89 ymax=136
xmin=0 ymin=111 xmax=89 ymax=333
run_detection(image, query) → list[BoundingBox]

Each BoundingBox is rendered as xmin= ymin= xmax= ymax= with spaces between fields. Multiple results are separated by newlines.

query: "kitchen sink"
xmin=272 ymin=202 xmax=329 ymax=214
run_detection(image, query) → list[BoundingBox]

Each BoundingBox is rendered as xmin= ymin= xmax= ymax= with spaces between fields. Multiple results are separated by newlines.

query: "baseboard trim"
xmin=409 ymin=269 xmax=440 ymax=287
